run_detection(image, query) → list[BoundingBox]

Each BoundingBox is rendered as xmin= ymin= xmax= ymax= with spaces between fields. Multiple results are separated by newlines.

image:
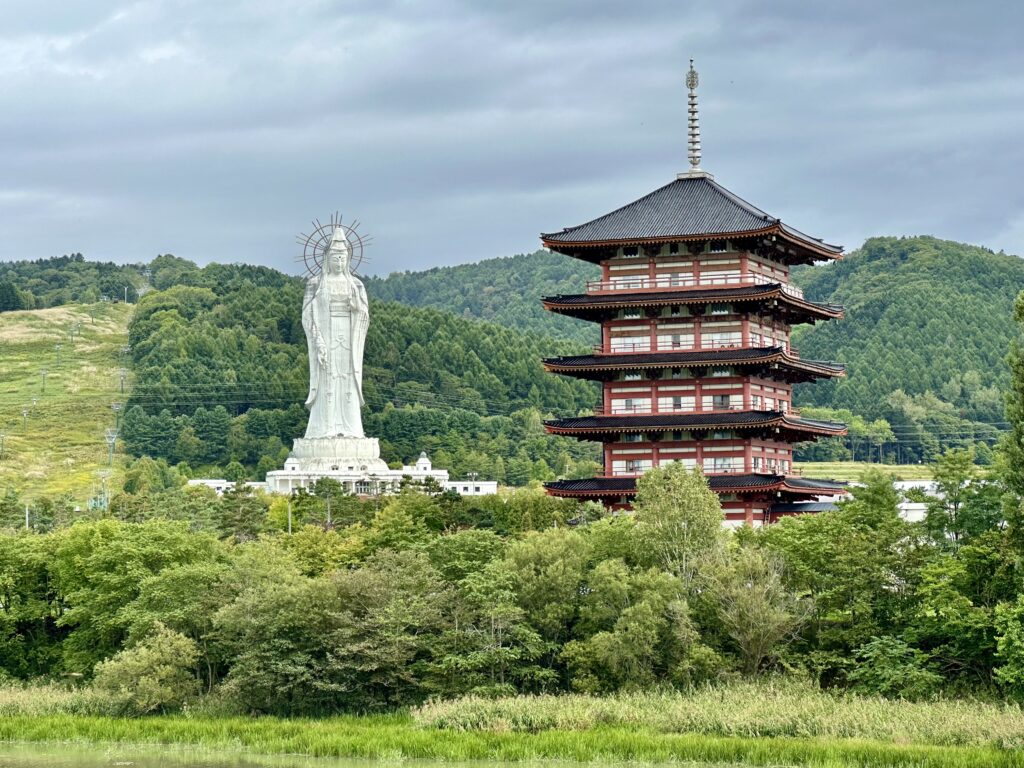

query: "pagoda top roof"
xmin=544 ymin=474 xmax=847 ymax=498
xmin=541 ymin=174 xmax=842 ymax=260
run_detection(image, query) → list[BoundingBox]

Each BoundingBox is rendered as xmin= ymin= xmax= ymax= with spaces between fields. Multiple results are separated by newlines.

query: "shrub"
xmin=846 ymin=636 xmax=943 ymax=700
xmin=92 ymin=623 xmax=200 ymax=714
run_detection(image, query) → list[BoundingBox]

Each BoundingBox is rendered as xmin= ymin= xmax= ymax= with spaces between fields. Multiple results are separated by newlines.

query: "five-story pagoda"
xmin=541 ymin=62 xmax=848 ymax=526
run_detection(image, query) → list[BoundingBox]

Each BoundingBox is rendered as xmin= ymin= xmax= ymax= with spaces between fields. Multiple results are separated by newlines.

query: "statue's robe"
xmin=302 ymin=270 xmax=369 ymax=439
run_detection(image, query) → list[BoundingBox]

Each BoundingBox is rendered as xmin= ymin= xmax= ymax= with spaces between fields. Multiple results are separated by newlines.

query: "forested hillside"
xmin=793 ymin=236 xmax=1022 ymax=417
xmin=0 ymin=254 xmax=145 ymax=309
xmin=120 ymin=260 xmax=599 ymax=483
xmin=788 ymin=237 xmax=1021 ymax=459
xmin=365 ymin=250 xmax=600 ymax=345
xmin=369 ymin=236 xmax=1023 ymax=462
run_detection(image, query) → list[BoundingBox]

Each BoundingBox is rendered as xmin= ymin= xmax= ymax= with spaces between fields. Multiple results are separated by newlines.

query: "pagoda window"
xmin=658 ymin=332 xmax=693 ymax=351
xmin=611 ymin=335 xmax=649 ymax=353
xmin=711 ymin=430 xmax=735 ymax=439
xmin=709 ymin=303 xmax=731 ymax=315
xmin=612 ymin=397 xmax=650 ymax=414
xmin=622 ymin=433 xmax=645 ymax=443
xmin=751 ymin=394 xmax=763 ymax=409
xmin=621 ymin=246 xmax=640 ymax=258
xmin=661 ymin=457 xmax=697 ymax=470
xmin=704 ymin=456 xmax=742 ymax=473
xmin=667 ymin=305 xmax=685 ymax=317
xmin=623 ymin=372 xmax=642 ymax=381
xmin=670 ymin=430 xmax=692 ymax=441
xmin=622 ymin=308 xmax=642 ymax=319
xmin=669 ymin=243 xmax=680 ymax=254
xmin=709 ymin=240 xmax=728 ymax=253
xmin=703 ymin=331 xmax=742 ymax=349
xmin=752 ymin=456 xmax=763 ymax=472
xmin=709 ymin=367 xmax=732 ymax=377
xmin=708 ymin=394 xmax=735 ymax=411
xmin=658 ymin=395 xmax=694 ymax=412
xmin=612 ymin=458 xmax=653 ymax=475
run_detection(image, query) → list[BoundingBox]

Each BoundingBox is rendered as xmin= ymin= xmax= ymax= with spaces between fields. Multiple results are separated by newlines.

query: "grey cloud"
xmin=0 ymin=0 xmax=1022 ymax=273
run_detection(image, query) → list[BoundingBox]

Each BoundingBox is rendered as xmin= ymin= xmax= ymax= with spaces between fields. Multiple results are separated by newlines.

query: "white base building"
xmin=265 ymin=436 xmax=449 ymax=495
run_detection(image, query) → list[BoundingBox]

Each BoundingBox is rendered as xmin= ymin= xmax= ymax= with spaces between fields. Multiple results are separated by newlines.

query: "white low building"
xmin=265 ymin=450 xmax=451 ymax=496
xmin=443 ymin=478 xmax=500 ymax=496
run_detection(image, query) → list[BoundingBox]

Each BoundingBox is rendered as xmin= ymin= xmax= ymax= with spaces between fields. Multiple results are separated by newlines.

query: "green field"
xmin=0 ymin=302 xmax=133 ymax=503
xmin=795 ymin=461 xmax=935 ymax=482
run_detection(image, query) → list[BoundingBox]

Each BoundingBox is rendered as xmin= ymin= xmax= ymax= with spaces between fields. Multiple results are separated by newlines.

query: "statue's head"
xmin=324 ymin=229 xmax=351 ymax=275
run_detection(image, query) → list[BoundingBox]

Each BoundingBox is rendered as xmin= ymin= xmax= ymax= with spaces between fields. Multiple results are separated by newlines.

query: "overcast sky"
xmin=1 ymin=0 xmax=1022 ymax=275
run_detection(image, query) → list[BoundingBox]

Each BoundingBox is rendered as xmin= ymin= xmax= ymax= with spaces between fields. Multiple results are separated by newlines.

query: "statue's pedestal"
xmin=288 ymin=437 xmax=390 ymax=470
xmin=265 ymin=436 xmax=391 ymax=494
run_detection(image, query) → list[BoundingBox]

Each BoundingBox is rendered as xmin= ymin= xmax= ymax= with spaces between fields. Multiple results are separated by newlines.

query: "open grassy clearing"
xmin=0 ymin=713 xmax=1020 ymax=768
xmin=2 ymin=682 xmax=1023 ymax=767
xmin=0 ymin=302 xmax=133 ymax=502
xmin=794 ymin=461 xmax=935 ymax=482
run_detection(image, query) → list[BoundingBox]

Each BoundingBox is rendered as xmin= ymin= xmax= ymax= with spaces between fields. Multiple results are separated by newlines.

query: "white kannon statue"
xmin=302 ymin=228 xmax=370 ymax=439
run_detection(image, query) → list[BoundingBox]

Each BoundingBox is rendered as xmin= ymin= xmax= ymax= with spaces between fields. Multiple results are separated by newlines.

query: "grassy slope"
xmin=795 ymin=461 xmax=934 ymax=482
xmin=0 ymin=303 xmax=132 ymax=502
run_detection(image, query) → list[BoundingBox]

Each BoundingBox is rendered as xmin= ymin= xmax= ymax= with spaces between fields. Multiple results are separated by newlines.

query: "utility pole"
xmin=54 ymin=343 xmax=62 ymax=365
xmin=111 ymin=402 xmax=123 ymax=428
xmin=24 ymin=505 xmax=29 ymax=530
xmin=39 ymin=369 xmax=48 ymax=392
xmin=287 ymin=499 xmax=292 ymax=534
xmin=21 ymin=408 xmax=28 ymax=429
xmin=0 ymin=432 xmax=5 ymax=459
xmin=118 ymin=368 xmax=127 ymax=394
xmin=124 ymin=286 xmax=128 ymax=304
xmin=105 ymin=427 xmax=118 ymax=466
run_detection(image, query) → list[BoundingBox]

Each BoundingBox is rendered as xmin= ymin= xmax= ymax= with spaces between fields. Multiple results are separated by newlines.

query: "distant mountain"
xmin=367 ymin=236 xmax=1022 ymax=459
xmin=365 ymin=251 xmax=600 ymax=345
xmin=792 ymin=236 xmax=1023 ymax=425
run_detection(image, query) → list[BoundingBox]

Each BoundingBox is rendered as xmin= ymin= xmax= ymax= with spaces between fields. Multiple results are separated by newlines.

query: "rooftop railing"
xmin=601 ymin=464 xmax=801 ymax=478
xmin=593 ymin=398 xmax=798 ymax=418
xmin=591 ymin=341 xmax=799 ymax=357
xmin=586 ymin=273 xmax=804 ymax=300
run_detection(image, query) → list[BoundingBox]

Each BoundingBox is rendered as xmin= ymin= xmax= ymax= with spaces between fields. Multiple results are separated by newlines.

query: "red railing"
xmin=586 ymin=273 xmax=804 ymax=299
xmin=592 ymin=398 xmax=798 ymax=417
xmin=592 ymin=341 xmax=796 ymax=355
xmin=600 ymin=464 xmax=801 ymax=478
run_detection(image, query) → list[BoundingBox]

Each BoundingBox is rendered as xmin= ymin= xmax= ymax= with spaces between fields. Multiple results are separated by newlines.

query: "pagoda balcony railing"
xmin=592 ymin=341 xmax=799 ymax=357
xmin=601 ymin=465 xmax=801 ymax=478
xmin=585 ymin=273 xmax=804 ymax=299
xmin=593 ymin=399 xmax=798 ymax=417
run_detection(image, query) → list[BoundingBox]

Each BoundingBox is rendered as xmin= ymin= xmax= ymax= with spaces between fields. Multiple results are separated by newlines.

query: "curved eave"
xmin=543 ymin=412 xmax=847 ymax=439
xmin=545 ymin=474 xmax=847 ymax=498
xmin=542 ymin=348 xmax=846 ymax=382
xmin=542 ymin=224 xmax=842 ymax=264
xmin=541 ymin=287 xmax=843 ymax=323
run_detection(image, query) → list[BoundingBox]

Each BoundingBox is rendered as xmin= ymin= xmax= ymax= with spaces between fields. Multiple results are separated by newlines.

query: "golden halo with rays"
xmin=295 ymin=212 xmax=373 ymax=277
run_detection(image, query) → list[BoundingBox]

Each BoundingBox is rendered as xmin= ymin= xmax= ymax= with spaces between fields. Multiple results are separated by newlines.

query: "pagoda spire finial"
xmin=679 ymin=59 xmax=712 ymax=179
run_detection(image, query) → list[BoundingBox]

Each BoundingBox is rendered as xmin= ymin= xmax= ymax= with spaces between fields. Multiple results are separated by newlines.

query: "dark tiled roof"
xmin=544 ymin=411 xmax=846 ymax=435
xmin=543 ymin=346 xmax=845 ymax=376
xmin=541 ymin=286 xmax=843 ymax=316
xmin=769 ymin=501 xmax=839 ymax=514
xmin=541 ymin=175 xmax=842 ymax=256
xmin=545 ymin=473 xmax=843 ymax=496
xmin=780 ymin=477 xmax=848 ymax=492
